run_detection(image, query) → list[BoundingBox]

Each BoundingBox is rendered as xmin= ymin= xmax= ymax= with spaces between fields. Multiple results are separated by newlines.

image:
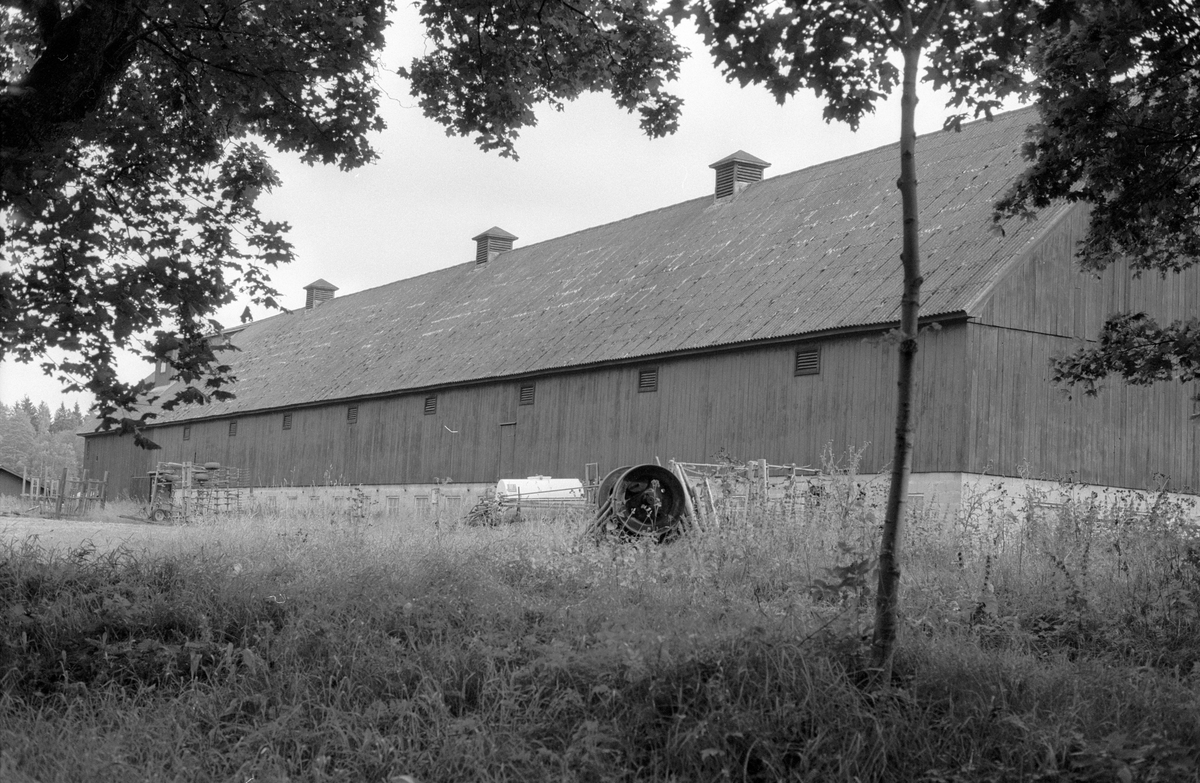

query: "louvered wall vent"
xmin=282 ymin=413 xmax=293 ymax=430
xmin=424 ymin=395 xmax=437 ymax=415
xmin=347 ymin=405 xmax=358 ymax=424
xmin=472 ymin=227 xmax=518 ymax=264
xmin=709 ymin=151 xmax=771 ymax=199
xmin=183 ymin=425 xmax=191 ymax=441
xmin=228 ymin=421 xmax=238 ymax=437
xmin=303 ymin=278 xmax=339 ymax=309
xmin=794 ymin=347 xmax=821 ymax=376
xmin=519 ymin=383 xmax=535 ymax=406
xmin=638 ymin=367 xmax=659 ymax=393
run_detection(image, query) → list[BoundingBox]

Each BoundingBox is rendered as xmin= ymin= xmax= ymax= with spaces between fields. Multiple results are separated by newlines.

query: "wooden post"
xmin=670 ymin=461 xmax=700 ymax=532
xmin=54 ymin=468 xmax=67 ymax=517
xmin=77 ymin=469 xmax=89 ymax=515
xmin=703 ymin=477 xmax=718 ymax=525
xmin=758 ymin=459 xmax=769 ymax=514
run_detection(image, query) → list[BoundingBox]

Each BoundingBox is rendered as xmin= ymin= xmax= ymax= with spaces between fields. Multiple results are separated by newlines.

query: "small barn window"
xmin=282 ymin=413 xmax=293 ymax=430
xmin=182 ymin=426 xmax=191 ymax=441
xmin=228 ymin=421 xmax=238 ymax=437
xmin=519 ymin=383 xmax=535 ymax=406
xmin=424 ymin=395 xmax=437 ymax=415
xmin=638 ymin=367 xmax=658 ymax=393
xmin=794 ymin=347 xmax=821 ymax=376
xmin=347 ymin=405 xmax=358 ymax=424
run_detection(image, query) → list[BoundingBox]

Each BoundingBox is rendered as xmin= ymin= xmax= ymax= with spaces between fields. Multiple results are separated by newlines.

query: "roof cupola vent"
xmin=472 ymin=226 xmax=517 ymax=264
xmin=303 ymin=278 xmax=339 ymax=309
xmin=709 ymin=151 xmax=771 ymax=199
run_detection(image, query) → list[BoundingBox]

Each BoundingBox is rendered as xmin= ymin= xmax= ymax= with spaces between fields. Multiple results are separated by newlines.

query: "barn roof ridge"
xmin=127 ymin=106 xmax=1067 ymax=427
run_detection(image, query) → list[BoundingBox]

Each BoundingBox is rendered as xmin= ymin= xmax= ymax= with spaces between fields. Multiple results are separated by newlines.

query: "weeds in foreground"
xmin=1 ymin=482 xmax=1199 ymax=782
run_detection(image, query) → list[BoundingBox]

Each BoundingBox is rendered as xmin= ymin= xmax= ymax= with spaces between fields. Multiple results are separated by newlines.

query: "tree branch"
xmin=915 ymin=0 xmax=952 ymax=46
xmin=848 ymin=0 xmax=902 ymax=48
xmin=0 ymin=0 xmax=143 ymax=150
xmin=8 ymin=0 xmax=61 ymax=43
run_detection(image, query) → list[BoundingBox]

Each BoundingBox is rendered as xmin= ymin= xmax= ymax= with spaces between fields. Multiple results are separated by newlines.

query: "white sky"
xmin=0 ymin=8 xmax=1015 ymax=413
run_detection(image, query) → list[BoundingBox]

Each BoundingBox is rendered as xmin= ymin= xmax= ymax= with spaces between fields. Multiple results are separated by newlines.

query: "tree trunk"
xmin=871 ymin=40 xmax=924 ymax=682
xmin=0 ymin=0 xmax=143 ymax=153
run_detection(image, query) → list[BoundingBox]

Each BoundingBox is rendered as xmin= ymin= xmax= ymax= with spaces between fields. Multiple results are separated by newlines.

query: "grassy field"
xmin=2 ymin=479 xmax=1200 ymax=782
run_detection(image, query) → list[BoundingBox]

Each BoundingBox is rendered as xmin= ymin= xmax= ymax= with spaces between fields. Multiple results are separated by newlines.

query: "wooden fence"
xmin=20 ymin=468 xmax=109 ymax=518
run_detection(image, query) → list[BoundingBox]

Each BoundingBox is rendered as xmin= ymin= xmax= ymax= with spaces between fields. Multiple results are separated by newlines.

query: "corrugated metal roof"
xmin=147 ymin=108 xmax=1068 ymax=423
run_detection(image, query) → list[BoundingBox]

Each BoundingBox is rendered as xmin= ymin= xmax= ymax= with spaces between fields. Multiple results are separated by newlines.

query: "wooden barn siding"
xmin=965 ymin=323 xmax=1197 ymax=489
xmin=975 ymin=206 xmax=1200 ymax=336
xmin=82 ymin=431 xmax=158 ymax=499
xmin=86 ymin=327 xmax=971 ymax=495
xmin=967 ymin=205 xmax=1200 ymax=490
xmin=0 ymin=470 xmax=24 ymax=496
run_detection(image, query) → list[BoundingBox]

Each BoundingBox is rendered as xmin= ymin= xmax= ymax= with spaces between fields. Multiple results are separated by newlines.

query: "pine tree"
xmin=51 ymin=402 xmax=71 ymax=433
xmin=0 ymin=407 xmax=36 ymax=470
xmin=34 ymin=402 xmax=52 ymax=435
xmin=16 ymin=397 xmax=37 ymax=427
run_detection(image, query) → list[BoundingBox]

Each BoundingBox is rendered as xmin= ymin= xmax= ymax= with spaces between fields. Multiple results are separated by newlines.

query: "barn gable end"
xmin=962 ymin=206 xmax=1200 ymax=489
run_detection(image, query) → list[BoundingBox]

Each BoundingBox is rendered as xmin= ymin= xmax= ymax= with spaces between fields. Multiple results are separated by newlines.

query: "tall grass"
xmin=2 ymin=480 xmax=1199 ymax=782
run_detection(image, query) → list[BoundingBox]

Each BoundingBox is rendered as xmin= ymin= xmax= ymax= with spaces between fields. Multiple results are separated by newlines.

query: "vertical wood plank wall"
xmin=974 ymin=207 xmax=1200 ymax=339
xmin=965 ymin=323 xmax=1198 ymax=488
xmin=967 ymin=205 xmax=1200 ymax=490
xmin=86 ymin=326 xmax=972 ymax=497
xmin=85 ymin=203 xmax=1199 ymax=498
xmin=82 ymin=432 xmax=158 ymax=499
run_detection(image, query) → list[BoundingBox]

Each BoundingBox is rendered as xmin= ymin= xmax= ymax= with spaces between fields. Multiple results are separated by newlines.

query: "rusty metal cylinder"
xmin=594 ymin=464 xmax=689 ymax=541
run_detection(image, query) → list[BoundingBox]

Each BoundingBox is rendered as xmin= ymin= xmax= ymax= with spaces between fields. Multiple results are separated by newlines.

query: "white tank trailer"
xmin=494 ymin=476 xmax=586 ymax=509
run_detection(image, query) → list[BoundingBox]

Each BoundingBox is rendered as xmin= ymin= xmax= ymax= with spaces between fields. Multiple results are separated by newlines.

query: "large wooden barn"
xmin=83 ymin=108 xmax=1200 ymax=511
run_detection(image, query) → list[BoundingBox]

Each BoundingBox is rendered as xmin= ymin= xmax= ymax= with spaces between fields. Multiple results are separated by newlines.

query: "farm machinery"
xmin=467 ymin=458 xmax=819 ymax=543
xmin=588 ymin=459 xmax=821 ymax=542
xmin=146 ymin=461 xmax=248 ymax=522
xmin=589 ymin=464 xmax=694 ymax=542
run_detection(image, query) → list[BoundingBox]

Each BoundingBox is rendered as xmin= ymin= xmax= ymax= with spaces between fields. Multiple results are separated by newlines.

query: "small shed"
xmin=0 ymin=467 xmax=26 ymax=497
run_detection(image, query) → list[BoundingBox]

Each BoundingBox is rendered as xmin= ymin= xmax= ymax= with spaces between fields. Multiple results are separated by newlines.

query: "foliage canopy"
xmin=1 ymin=0 xmax=392 ymax=432
xmin=402 ymin=0 xmax=687 ymax=158
xmin=4 ymin=0 xmax=1198 ymax=429
xmin=1 ymin=0 xmax=693 ymax=436
xmin=992 ymin=0 xmax=1200 ymax=396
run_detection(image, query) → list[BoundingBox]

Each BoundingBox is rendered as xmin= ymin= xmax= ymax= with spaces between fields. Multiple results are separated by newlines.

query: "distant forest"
xmin=0 ymin=398 xmax=87 ymax=480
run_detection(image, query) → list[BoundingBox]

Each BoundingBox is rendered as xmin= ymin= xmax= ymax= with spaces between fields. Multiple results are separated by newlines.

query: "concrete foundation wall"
xmin=221 ymin=470 xmax=1199 ymax=527
xmin=904 ymin=472 xmax=1199 ymax=522
xmin=245 ymin=483 xmax=495 ymax=523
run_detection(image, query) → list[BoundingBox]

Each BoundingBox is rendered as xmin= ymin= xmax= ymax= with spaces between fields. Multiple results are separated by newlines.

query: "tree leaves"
xmin=0 ymin=397 xmax=84 ymax=477
xmin=995 ymin=0 xmax=1200 ymax=275
xmin=995 ymin=1 xmax=1200 ymax=395
xmin=1 ymin=0 xmax=391 ymax=435
xmin=401 ymin=0 xmax=686 ymax=157
xmin=1053 ymin=313 xmax=1200 ymax=396
xmin=676 ymin=0 xmax=1041 ymax=130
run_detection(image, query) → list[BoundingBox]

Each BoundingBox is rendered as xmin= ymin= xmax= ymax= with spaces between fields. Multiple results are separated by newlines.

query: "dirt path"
xmin=0 ymin=513 xmax=183 ymax=554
